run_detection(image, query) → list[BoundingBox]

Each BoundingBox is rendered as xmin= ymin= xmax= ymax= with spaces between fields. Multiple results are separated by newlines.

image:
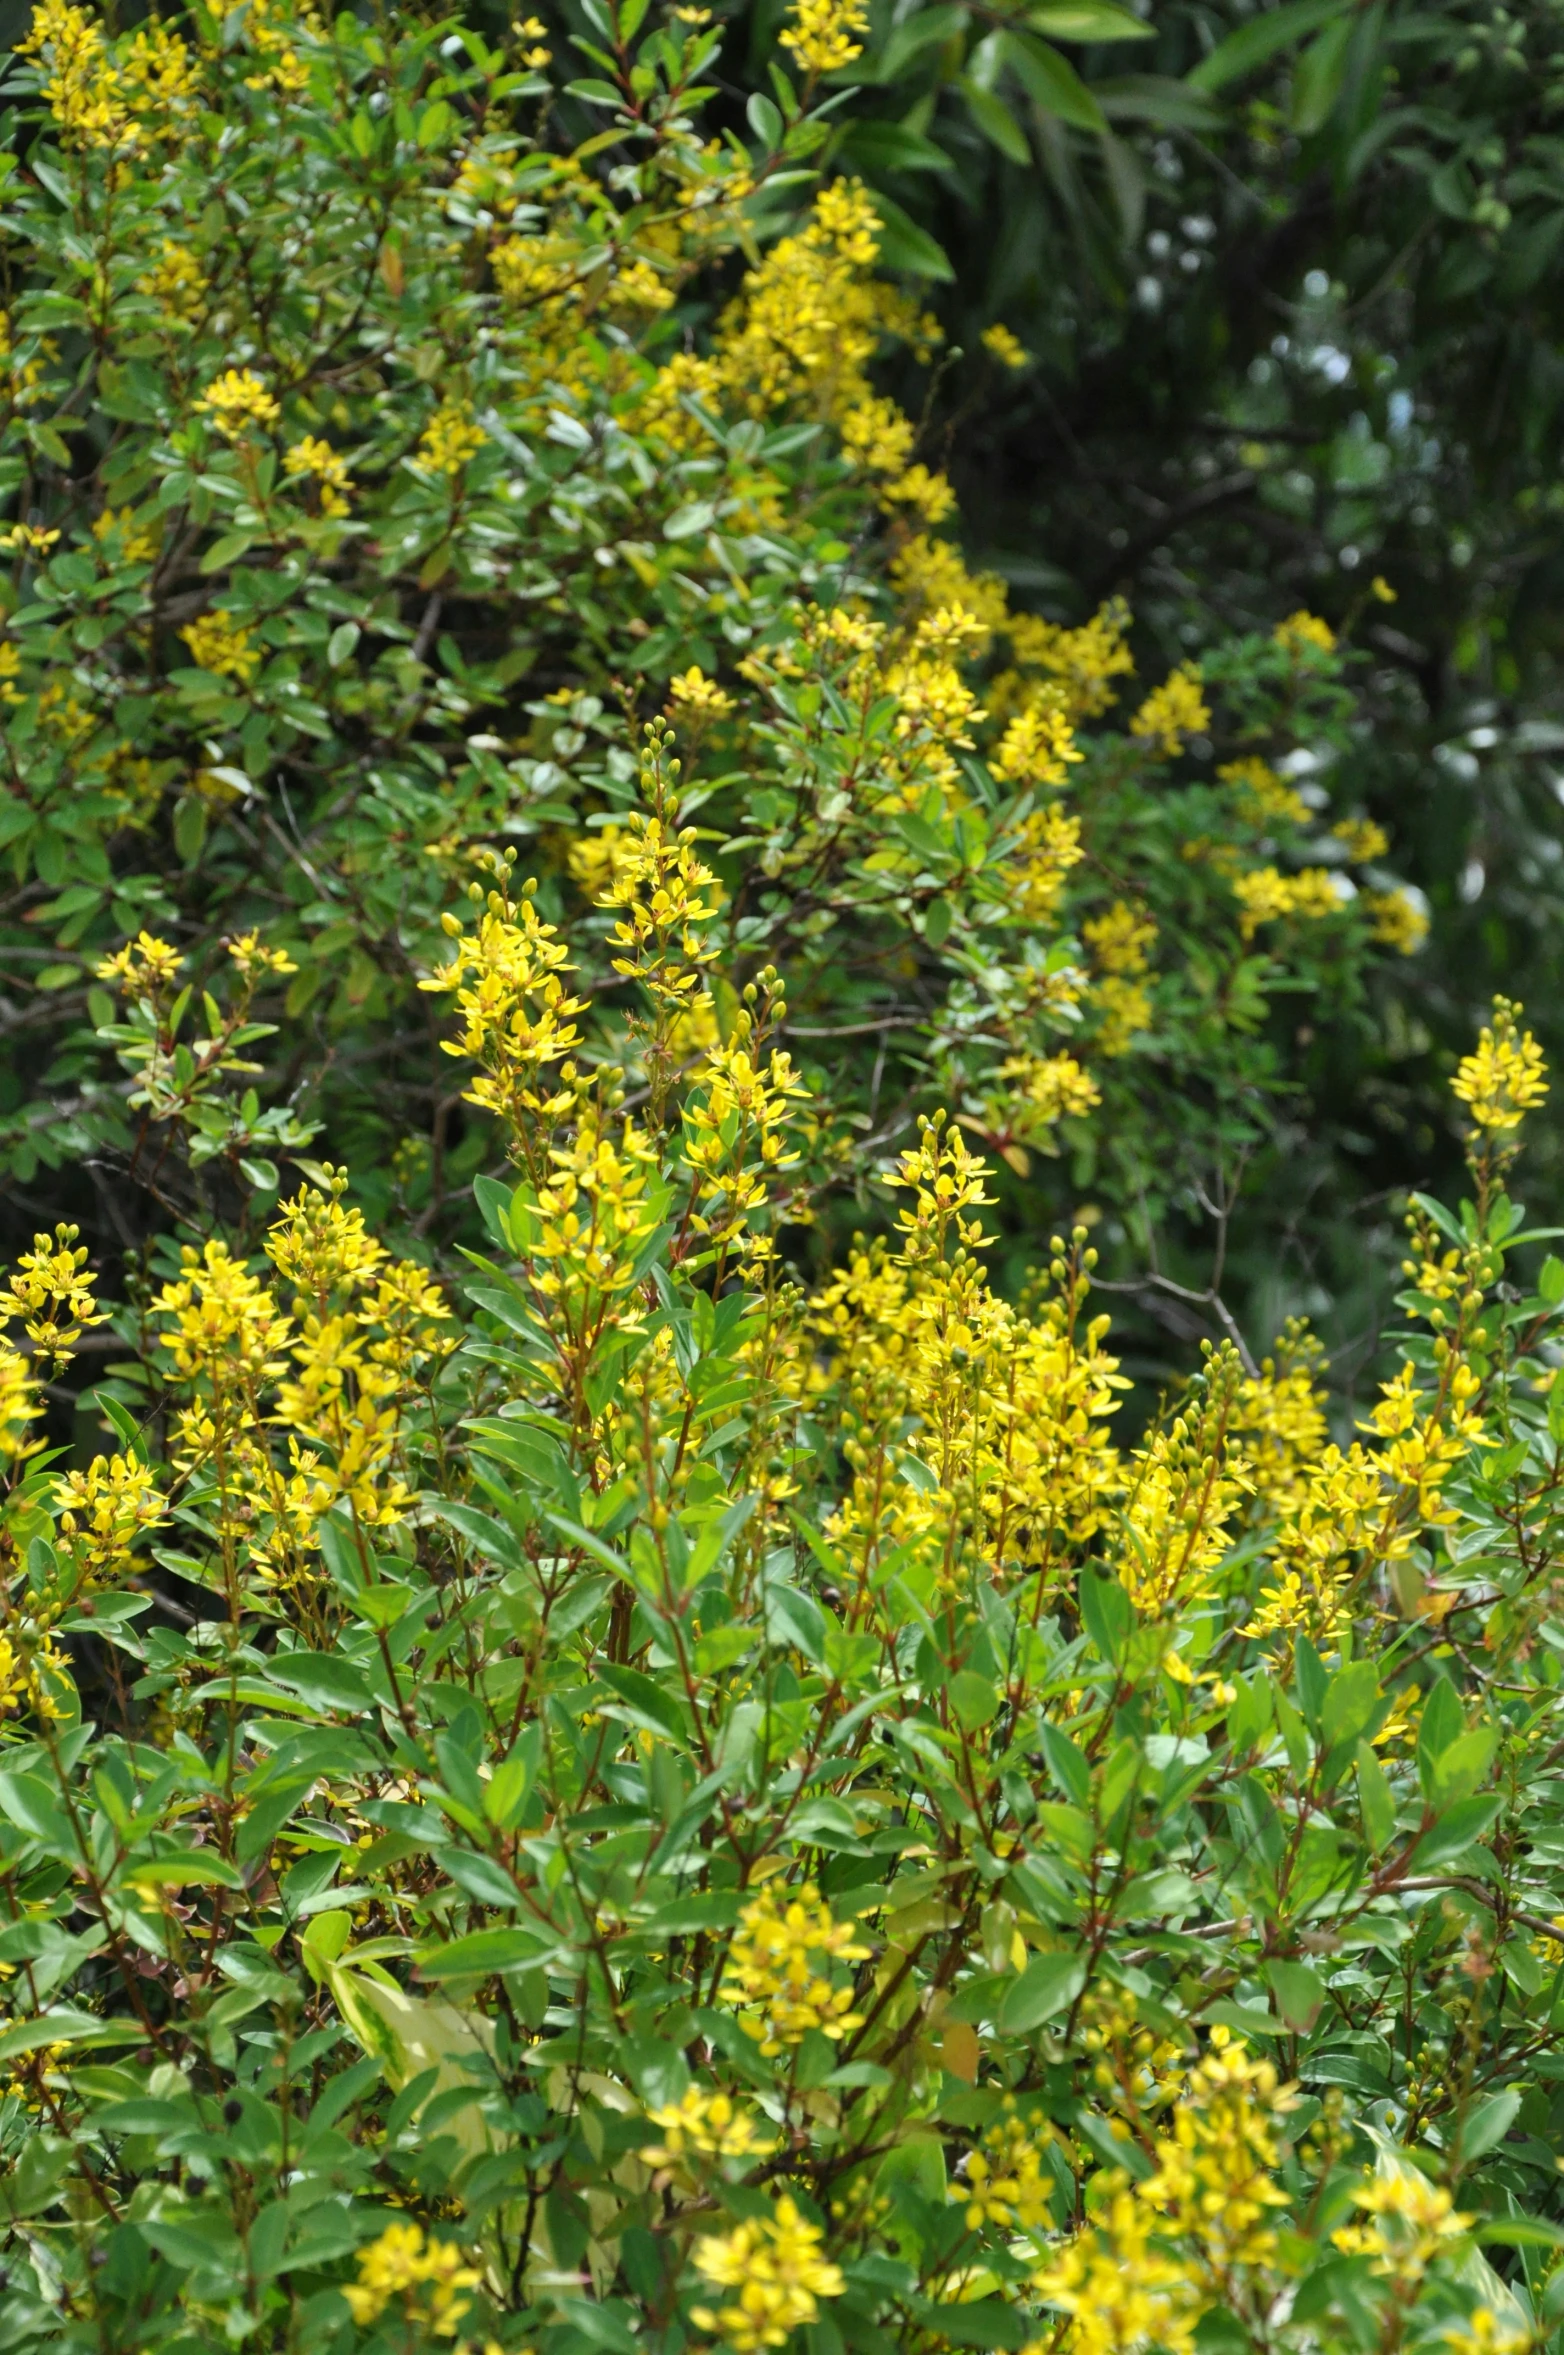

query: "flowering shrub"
xmin=0 ymin=0 xmax=1418 ymax=1309
xmin=0 ymin=8 xmax=1550 ymax=2355
xmin=1 ymin=776 xmax=1563 ymax=2354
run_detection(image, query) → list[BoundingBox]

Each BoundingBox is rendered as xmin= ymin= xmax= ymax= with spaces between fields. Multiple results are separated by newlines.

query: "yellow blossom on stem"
xmin=639 ymin=2083 xmax=776 ymax=2168
xmin=668 ymin=664 xmax=733 ymax=717
xmin=1274 ymin=608 xmax=1337 ymax=657
xmin=721 ymin=1882 xmax=870 ymax=2052
xmin=982 ymin=321 xmax=1030 ymax=370
xmin=415 ymin=402 xmax=487 ymax=475
xmin=342 ymin=2220 xmax=480 ymax=2338
xmin=779 ymin=0 xmax=870 ymax=77
xmin=1451 ymin=996 xmax=1548 ymax=1133
xmin=693 ymin=2196 xmax=845 ymax=2351
xmin=1129 ymin=663 xmax=1210 ymax=758
xmin=195 ymin=368 xmax=280 ymax=436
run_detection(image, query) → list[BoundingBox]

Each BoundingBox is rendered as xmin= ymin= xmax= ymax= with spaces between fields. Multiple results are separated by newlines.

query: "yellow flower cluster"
xmin=54 ymin=1452 xmax=164 ymax=1589
xmin=1452 ymin=996 xmax=1548 ymax=1133
xmin=813 ymin=1129 xmax=1124 ymax=1583
xmin=1006 ymin=600 xmax=1135 ymax=722
xmin=342 ymin=2220 xmax=481 ymax=2338
xmin=1274 ymin=608 xmax=1337 ymax=657
xmin=1363 ymin=885 xmax=1429 ymax=954
xmin=18 ymin=0 xmax=198 ymax=153
xmin=1219 ymin=755 xmax=1310 ymax=829
xmin=1332 ymin=815 xmax=1390 ymax=862
xmin=195 ymin=368 xmax=280 ymax=436
xmin=779 ymin=0 xmax=870 ymax=75
xmin=983 ymin=321 xmax=1030 ymax=370
xmin=421 ymin=872 xmax=587 ymax=1131
xmin=284 ymin=433 xmax=352 ymax=515
xmin=992 ymin=694 xmax=1082 ymax=788
xmin=692 ymin=2196 xmax=845 ymax=2352
xmin=1084 ymin=902 xmax=1157 ymax=1058
xmin=415 ymin=402 xmax=488 ymax=476
xmin=722 ymin=1882 xmax=870 ymax=2053
xmin=668 ymin=664 xmax=733 ymax=717
xmin=6 ymin=1222 xmax=105 ymax=1367
xmin=639 ymin=2083 xmax=775 ymax=2168
xmin=1332 ymin=2167 xmax=1470 ymax=2291
xmin=138 ymin=238 xmax=204 ymax=320
xmin=1232 ymin=864 xmax=1341 ymax=941
xmin=1034 ymin=2042 xmax=1293 ymax=2355
xmin=1129 ymin=663 xmax=1210 ymax=758
xmin=955 ymin=2110 xmax=1055 ymax=2233
xmin=181 ymin=610 xmax=261 ymax=684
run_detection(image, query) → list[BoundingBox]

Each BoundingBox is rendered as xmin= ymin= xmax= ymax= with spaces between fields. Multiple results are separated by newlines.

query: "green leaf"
xmin=1321 ymin=1658 xmax=1380 ymax=1750
xmin=415 ymin=1925 xmax=558 ymax=1978
xmin=948 ymin=1669 xmax=1000 ymax=1730
xmin=1428 ymin=1724 xmax=1498 ymax=1809
xmin=1007 ymin=30 xmax=1109 ymax=130
xmin=1266 ymin=1958 xmax=1325 ymax=2032
xmin=1458 ymin=2087 xmax=1521 ymax=2162
xmin=1289 ymin=13 xmax=1353 ymax=133
xmin=1078 ymin=1567 xmax=1132 ymax=1663
xmin=1187 ymin=0 xmax=1351 ymax=93
xmin=1024 ymin=0 xmax=1152 ymax=37
xmin=997 ymin=1950 xmax=1086 ymax=2032
xmin=867 ymin=189 xmax=955 ymax=278
xmin=960 ymin=75 xmax=1033 ymax=163
xmin=1356 ymin=1741 xmax=1395 ymax=1852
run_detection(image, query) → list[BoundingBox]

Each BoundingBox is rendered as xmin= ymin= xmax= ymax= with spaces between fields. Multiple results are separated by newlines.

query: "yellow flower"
xmin=1363 ymin=885 xmax=1428 ymax=955
xmin=138 ymin=239 xmax=204 ymax=321
xmin=1084 ymin=901 xmax=1156 ymax=977
xmin=1331 ymin=2165 xmax=1470 ymax=2286
xmin=17 ymin=0 xmax=134 ymax=151
xmin=1130 ymin=663 xmax=1209 ymax=757
xmin=415 ymin=402 xmax=487 ymax=475
xmin=1008 ymin=600 xmax=1134 ymax=721
xmin=639 ymin=2083 xmax=776 ymax=2168
xmin=92 ymin=504 xmax=160 ymax=562
xmin=693 ymin=2196 xmax=844 ymax=2351
xmin=779 ymin=0 xmax=870 ymax=76
xmin=1001 ymin=1050 xmax=1101 ymax=1127
xmin=982 ymin=321 xmax=1030 ymax=370
xmin=514 ymin=13 xmax=552 ymax=66
xmin=195 ymin=367 xmax=280 ymax=436
xmin=721 ymin=1882 xmax=870 ymax=2053
xmin=228 ymin=930 xmax=298 ymax=982
xmin=1219 ymin=755 xmax=1310 ymax=829
xmin=1331 ymin=816 xmax=1389 ymax=862
xmin=97 ymin=930 xmax=183 ymax=996
xmin=181 ymin=609 xmax=261 ymax=683
xmin=992 ymin=694 xmax=1081 ymax=788
xmin=1274 ymin=608 xmax=1336 ymax=657
xmin=1232 ymin=865 xmax=1342 ymax=940
xmin=283 ymin=433 xmax=352 ymax=515
xmin=1452 ymin=996 xmax=1548 ymax=1133
xmin=668 ymin=664 xmax=734 ymax=717
xmin=1371 ymin=574 xmax=1397 ymax=603
xmin=343 ymin=2221 xmax=480 ymax=2338
xmin=5 ymin=1222 xmax=106 ymax=1367
xmin=55 ymin=1451 xmax=164 ymax=1586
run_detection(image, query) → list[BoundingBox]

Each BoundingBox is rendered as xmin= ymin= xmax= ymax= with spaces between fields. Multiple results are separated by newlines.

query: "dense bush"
xmin=0 ymin=0 xmax=1422 ymax=1332
xmin=2 ymin=7 xmax=1563 ymax=2355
